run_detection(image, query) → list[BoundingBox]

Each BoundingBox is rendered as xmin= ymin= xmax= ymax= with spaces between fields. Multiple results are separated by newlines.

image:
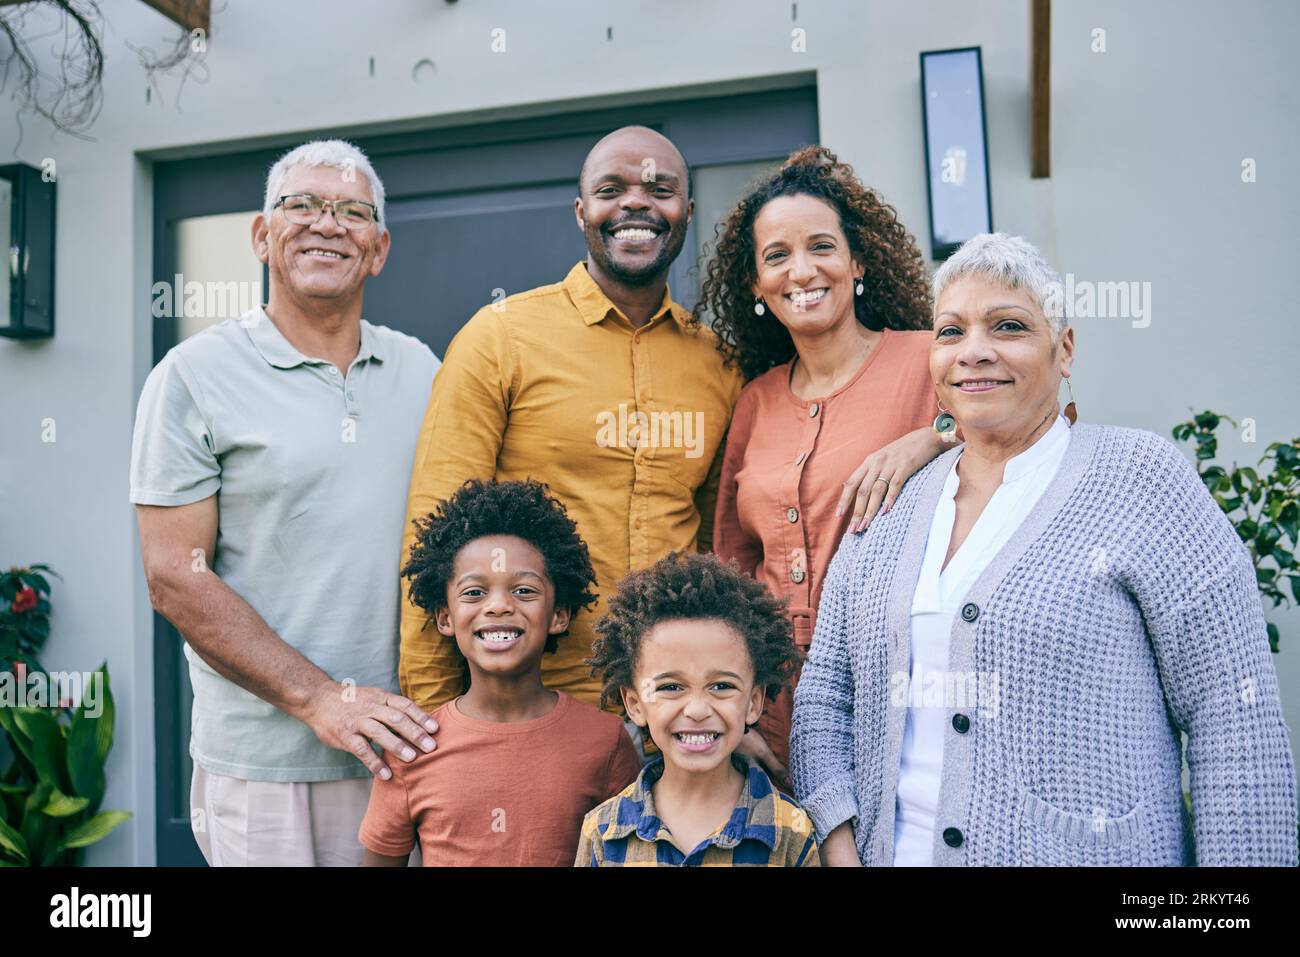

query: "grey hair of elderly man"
xmin=931 ymin=232 xmax=1067 ymax=340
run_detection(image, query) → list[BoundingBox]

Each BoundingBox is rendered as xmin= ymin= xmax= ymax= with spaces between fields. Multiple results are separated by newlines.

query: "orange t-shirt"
xmin=714 ymin=328 xmax=937 ymax=776
xmin=359 ymin=691 xmax=643 ymax=866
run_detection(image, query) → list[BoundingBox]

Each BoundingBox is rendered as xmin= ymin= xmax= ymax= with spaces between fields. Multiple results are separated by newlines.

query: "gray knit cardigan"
xmin=789 ymin=424 xmax=1298 ymax=866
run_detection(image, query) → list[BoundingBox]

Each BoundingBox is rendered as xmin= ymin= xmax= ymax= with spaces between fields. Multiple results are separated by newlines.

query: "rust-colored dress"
xmin=715 ymin=329 xmax=937 ymax=783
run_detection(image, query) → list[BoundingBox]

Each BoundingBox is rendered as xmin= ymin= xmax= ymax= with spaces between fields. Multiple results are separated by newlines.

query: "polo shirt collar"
xmin=242 ymin=307 xmax=384 ymax=369
xmin=603 ymin=752 xmax=780 ymax=851
xmin=562 ymin=260 xmax=690 ymax=330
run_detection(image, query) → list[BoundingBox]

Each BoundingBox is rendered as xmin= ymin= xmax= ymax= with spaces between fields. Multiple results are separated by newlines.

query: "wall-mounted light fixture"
xmin=0 ymin=163 xmax=56 ymax=339
xmin=920 ymin=47 xmax=993 ymax=261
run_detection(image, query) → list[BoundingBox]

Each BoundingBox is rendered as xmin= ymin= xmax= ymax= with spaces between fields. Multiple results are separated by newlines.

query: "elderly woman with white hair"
xmin=789 ymin=232 xmax=1297 ymax=866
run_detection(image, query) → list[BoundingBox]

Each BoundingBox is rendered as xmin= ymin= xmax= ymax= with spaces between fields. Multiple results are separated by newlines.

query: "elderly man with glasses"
xmin=131 ymin=140 xmax=441 ymax=866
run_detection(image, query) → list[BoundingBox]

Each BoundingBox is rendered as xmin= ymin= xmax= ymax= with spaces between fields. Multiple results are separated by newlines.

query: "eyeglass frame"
xmin=272 ymin=193 xmax=381 ymax=229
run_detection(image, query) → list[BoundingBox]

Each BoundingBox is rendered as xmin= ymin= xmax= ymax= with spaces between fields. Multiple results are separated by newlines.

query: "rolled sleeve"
xmin=129 ymin=352 xmax=220 ymax=507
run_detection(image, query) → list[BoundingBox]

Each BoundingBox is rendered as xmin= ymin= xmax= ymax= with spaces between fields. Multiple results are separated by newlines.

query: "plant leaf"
xmin=0 ymin=817 xmax=29 ymax=864
xmin=59 ymin=810 xmax=132 ymax=850
xmin=13 ymin=708 xmax=68 ymax=793
xmin=40 ymin=789 xmax=89 ymax=818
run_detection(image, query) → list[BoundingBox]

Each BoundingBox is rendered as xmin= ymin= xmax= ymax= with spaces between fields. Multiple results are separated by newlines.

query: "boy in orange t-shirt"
xmin=360 ymin=479 xmax=642 ymax=866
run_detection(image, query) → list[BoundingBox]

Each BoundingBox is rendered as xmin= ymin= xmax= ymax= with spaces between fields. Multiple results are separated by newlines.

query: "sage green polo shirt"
xmin=130 ymin=308 xmax=440 ymax=781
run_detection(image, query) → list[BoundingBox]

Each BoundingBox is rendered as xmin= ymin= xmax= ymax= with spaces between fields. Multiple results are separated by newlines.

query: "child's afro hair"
xmin=586 ymin=551 xmax=800 ymax=710
xmin=402 ymin=478 xmax=598 ymax=653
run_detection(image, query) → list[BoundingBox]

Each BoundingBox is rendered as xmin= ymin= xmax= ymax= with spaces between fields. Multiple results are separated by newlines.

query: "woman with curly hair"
xmin=698 ymin=145 xmax=951 ymax=790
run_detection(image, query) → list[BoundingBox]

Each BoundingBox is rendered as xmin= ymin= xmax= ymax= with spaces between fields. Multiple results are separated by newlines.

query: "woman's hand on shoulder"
xmin=838 ymin=426 xmax=951 ymax=533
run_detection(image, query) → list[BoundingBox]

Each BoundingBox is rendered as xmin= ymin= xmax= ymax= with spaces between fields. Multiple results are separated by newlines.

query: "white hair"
xmin=932 ymin=232 xmax=1065 ymax=337
xmin=262 ymin=139 xmax=388 ymax=234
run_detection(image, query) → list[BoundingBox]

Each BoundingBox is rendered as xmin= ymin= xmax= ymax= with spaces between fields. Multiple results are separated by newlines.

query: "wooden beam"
xmin=1030 ymin=0 xmax=1050 ymax=178
xmin=139 ymin=0 xmax=209 ymax=33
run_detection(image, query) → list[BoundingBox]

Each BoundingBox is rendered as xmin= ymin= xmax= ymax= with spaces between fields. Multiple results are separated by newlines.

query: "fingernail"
xmin=380 ymin=767 xmax=392 ymax=780
xmin=402 ymin=747 xmax=416 ymax=760
xmin=835 ymin=504 xmax=844 ymax=517
xmin=421 ymin=737 xmax=434 ymax=750
xmin=424 ymin=720 xmax=438 ymax=732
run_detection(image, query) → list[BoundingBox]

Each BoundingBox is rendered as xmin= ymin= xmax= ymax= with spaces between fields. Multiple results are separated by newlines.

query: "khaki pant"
xmin=190 ymin=763 xmax=376 ymax=867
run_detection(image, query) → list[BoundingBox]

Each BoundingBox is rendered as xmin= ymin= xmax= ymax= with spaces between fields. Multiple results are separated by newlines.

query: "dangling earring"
xmin=855 ymin=277 xmax=865 ymax=296
xmin=754 ymin=298 xmax=766 ymax=316
xmin=1062 ymin=376 xmax=1078 ymax=426
xmin=933 ymin=400 xmax=957 ymax=438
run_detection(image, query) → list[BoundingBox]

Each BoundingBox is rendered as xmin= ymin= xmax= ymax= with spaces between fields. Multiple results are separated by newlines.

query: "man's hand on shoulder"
xmin=301 ymin=683 xmax=440 ymax=780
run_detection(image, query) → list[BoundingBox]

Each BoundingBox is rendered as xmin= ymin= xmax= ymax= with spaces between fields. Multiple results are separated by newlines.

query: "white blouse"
xmin=892 ymin=414 xmax=1071 ymax=865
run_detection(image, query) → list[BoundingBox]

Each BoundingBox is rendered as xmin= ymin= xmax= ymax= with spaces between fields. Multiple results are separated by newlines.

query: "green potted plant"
xmin=1173 ymin=411 xmax=1299 ymax=652
xmin=0 ymin=565 xmax=131 ymax=865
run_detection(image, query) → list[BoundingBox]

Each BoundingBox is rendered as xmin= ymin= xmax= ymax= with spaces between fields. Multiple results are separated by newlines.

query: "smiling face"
xmin=931 ymin=275 xmax=1075 ymax=438
xmin=434 ymin=535 xmax=570 ymax=681
xmin=751 ymin=193 xmax=864 ymax=337
xmin=252 ymin=163 xmax=390 ymax=305
xmin=575 ymin=128 xmax=692 ymax=288
xmin=621 ymin=619 xmax=764 ymax=775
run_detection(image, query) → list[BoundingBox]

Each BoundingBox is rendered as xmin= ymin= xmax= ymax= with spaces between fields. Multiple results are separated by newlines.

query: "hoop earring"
xmin=754 ymin=298 xmax=766 ymax=316
xmin=933 ymin=400 xmax=957 ymax=438
xmin=1063 ymin=377 xmax=1078 ymax=426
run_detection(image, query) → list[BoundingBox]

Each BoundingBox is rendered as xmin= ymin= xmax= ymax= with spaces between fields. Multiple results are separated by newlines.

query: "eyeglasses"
xmin=273 ymin=193 xmax=380 ymax=229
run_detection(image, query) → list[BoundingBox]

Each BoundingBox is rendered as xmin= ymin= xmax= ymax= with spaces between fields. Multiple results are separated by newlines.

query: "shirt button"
xmin=786 ymin=507 xmax=799 ymax=523
xmin=808 ymin=402 xmax=820 ymax=418
xmin=961 ymin=602 xmax=980 ymax=622
xmin=952 ymin=713 xmax=970 ymax=734
xmin=634 ymin=518 xmax=642 ymax=529
xmin=794 ymin=451 xmax=807 ymax=466
xmin=327 ymin=367 xmax=338 ymax=375
xmin=791 ymin=567 xmax=805 ymax=584
xmin=942 ymin=827 xmax=964 ymax=848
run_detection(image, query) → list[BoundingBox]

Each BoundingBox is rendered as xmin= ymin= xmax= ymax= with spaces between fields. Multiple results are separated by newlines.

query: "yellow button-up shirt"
xmin=399 ymin=261 xmax=744 ymax=712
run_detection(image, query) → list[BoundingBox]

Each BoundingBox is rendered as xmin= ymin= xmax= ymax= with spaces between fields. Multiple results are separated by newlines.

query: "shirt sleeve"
xmin=129 ymin=351 xmax=220 ymax=507
xmin=357 ymin=764 xmax=416 ymax=858
xmin=712 ymin=386 xmax=762 ymax=574
xmin=604 ymin=722 xmax=644 ymax=798
xmin=795 ymin=834 xmax=820 ymax=867
xmin=399 ymin=308 xmax=514 ymax=712
xmin=1130 ymin=437 xmax=1297 ymax=865
xmin=573 ymin=810 xmax=602 ymax=867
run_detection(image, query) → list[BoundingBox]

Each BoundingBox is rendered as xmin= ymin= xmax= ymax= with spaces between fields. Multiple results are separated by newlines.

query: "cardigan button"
xmin=952 ymin=713 xmax=970 ymax=734
xmin=808 ymin=402 xmax=820 ymax=418
xmin=786 ymin=507 xmax=799 ymax=523
xmin=960 ymin=602 xmax=979 ymax=622
xmin=791 ymin=567 xmax=805 ymax=584
xmin=942 ymin=827 xmax=964 ymax=848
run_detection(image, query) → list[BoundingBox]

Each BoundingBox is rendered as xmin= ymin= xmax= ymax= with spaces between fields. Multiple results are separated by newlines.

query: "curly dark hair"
xmin=696 ymin=144 xmax=933 ymax=381
xmin=586 ymin=551 xmax=800 ymax=714
xmin=402 ymin=479 xmax=598 ymax=654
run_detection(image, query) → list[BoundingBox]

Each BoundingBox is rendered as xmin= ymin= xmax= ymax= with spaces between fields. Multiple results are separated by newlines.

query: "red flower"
xmin=10 ymin=587 xmax=37 ymax=613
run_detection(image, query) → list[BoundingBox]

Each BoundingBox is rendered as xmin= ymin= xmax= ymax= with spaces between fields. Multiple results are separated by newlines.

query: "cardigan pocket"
xmin=1018 ymin=791 xmax=1148 ymax=866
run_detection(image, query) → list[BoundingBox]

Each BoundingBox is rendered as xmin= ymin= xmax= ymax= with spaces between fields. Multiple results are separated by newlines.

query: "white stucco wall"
xmin=0 ymin=0 xmax=1295 ymax=864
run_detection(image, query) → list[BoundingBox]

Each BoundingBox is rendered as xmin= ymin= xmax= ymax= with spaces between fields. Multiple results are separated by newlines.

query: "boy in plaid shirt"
xmin=576 ymin=552 xmax=819 ymax=866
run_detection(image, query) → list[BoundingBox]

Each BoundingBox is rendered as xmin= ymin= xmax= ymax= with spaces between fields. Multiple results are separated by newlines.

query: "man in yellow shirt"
xmin=398 ymin=126 xmax=743 ymax=720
